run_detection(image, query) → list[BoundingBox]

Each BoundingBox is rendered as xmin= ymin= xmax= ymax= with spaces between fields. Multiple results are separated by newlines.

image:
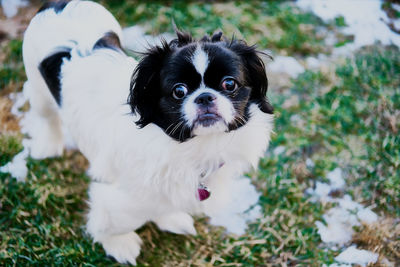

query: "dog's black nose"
xmin=195 ymin=92 xmax=216 ymax=106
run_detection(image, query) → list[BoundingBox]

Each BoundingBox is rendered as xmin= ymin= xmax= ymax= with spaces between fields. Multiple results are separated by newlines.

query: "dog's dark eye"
xmin=221 ymin=77 xmax=238 ymax=92
xmin=172 ymin=84 xmax=188 ymax=99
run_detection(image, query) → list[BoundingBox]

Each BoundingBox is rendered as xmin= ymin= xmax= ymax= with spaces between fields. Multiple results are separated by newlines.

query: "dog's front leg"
xmin=86 ymin=182 xmax=145 ymax=265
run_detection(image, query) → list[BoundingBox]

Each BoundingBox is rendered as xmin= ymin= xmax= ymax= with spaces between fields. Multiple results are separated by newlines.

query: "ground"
xmin=0 ymin=1 xmax=399 ymax=266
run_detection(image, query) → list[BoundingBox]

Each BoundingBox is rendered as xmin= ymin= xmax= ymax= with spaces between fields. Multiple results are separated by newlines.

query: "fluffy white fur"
xmin=23 ymin=1 xmax=273 ymax=265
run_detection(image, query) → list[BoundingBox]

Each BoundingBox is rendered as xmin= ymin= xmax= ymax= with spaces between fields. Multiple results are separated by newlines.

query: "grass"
xmin=99 ymin=0 xmax=333 ymax=56
xmin=0 ymin=39 xmax=25 ymax=92
xmin=0 ymin=1 xmax=399 ymax=266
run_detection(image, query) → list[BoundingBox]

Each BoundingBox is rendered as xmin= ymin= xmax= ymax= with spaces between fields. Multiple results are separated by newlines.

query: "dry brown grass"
xmin=352 ymin=218 xmax=400 ymax=266
xmin=0 ymin=95 xmax=20 ymax=133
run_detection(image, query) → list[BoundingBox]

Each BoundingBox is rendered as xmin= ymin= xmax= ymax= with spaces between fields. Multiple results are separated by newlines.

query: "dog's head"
xmin=128 ymin=30 xmax=273 ymax=141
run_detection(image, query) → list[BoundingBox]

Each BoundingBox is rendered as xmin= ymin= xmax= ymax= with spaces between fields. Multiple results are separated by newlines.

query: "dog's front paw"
xmin=100 ymin=232 xmax=142 ymax=265
xmin=155 ymin=212 xmax=197 ymax=235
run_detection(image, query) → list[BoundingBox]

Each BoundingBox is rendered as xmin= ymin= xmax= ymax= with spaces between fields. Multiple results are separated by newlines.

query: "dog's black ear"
xmin=129 ymin=40 xmax=171 ymax=127
xmin=211 ymin=31 xmax=223 ymax=42
xmin=169 ymin=29 xmax=193 ymax=48
xmin=228 ymin=40 xmax=273 ymax=114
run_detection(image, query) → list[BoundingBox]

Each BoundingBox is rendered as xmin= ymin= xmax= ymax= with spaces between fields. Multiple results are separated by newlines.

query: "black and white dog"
xmin=23 ymin=0 xmax=273 ymax=264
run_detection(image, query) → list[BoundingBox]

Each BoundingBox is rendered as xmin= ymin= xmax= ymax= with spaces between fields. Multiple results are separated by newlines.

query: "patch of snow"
xmin=208 ymin=177 xmax=262 ymax=235
xmin=327 ymin=168 xmax=345 ymax=190
xmin=0 ymin=147 xmax=29 ymax=181
xmin=315 ymin=193 xmax=380 ymax=247
xmin=316 ymin=206 xmax=357 ymax=245
xmin=0 ymin=83 xmax=31 ymax=181
xmin=122 ymin=25 xmax=175 ymax=53
xmin=393 ymin=19 xmax=400 ymax=31
xmin=9 ymin=91 xmax=28 ymax=117
xmin=357 ymin=207 xmax=378 ymax=224
xmin=392 ymin=3 xmax=400 ymax=13
xmin=273 ymin=145 xmax=285 ymax=156
xmin=306 ymin=158 xmax=315 ymax=168
xmin=1 ymin=0 xmax=27 ymax=18
xmin=267 ymin=56 xmax=305 ymax=78
xmin=337 ymin=195 xmax=362 ymax=210
xmin=297 ymin=0 xmax=400 ymax=50
xmin=335 ymin=245 xmax=378 ymax=267
xmin=305 ymin=56 xmax=320 ymax=69
xmin=307 ymin=168 xmax=380 ymax=249
xmin=314 ymin=181 xmax=332 ymax=200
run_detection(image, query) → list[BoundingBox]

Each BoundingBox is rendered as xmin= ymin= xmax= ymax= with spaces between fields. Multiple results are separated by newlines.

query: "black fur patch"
xmin=38 ymin=1 xmax=69 ymax=14
xmin=39 ymin=51 xmax=71 ymax=106
xmin=93 ymin=32 xmax=122 ymax=51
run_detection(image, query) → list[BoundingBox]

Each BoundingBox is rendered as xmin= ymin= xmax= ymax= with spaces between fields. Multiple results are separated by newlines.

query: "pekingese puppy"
xmin=22 ymin=0 xmax=273 ymax=264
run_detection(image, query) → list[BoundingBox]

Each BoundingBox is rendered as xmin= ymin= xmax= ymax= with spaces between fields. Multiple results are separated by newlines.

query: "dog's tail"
xmin=23 ymin=0 xmax=123 ymax=106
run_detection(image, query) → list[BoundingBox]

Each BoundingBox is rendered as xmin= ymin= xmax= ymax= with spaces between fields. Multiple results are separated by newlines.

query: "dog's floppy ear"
xmin=129 ymin=30 xmax=195 ymax=127
xmin=129 ymin=40 xmax=171 ymax=127
xmin=228 ymin=40 xmax=274 ymax=114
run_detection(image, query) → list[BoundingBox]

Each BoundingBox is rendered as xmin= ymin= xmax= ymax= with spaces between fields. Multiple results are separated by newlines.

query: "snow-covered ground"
xmin=297 ymin=0 xmax=400 ymax=51
xmin=306 ymin=166 xmax=379 ymax=266
xmin=294 ymin=1 xmax=399 ymax=265
xmin=1 ymin=0 xmax=27 ymax=18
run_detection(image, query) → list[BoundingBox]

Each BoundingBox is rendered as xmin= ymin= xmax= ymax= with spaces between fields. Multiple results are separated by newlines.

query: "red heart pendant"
xmin=198 ymin=184 xmax=211 ymax=201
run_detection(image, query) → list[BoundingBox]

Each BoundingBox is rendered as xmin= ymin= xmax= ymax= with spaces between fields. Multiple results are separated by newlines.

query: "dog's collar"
xmin=197 ymin=162 xmax=224 ymax=201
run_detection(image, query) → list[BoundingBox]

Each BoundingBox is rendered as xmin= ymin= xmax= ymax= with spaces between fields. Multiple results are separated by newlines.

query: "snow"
xmin=273 ymin=145 xmax=285 ymax=156
xmin=305 ymin=56 xmax=320 ymax=69
xmin=0 ymin=84 xmax=31 ymax=181
xmin=313 ymin=182 xmax=331 ymax=200
xmin=208 ymin=177 xmax=262 ymax=235
xmin=393 ymin=3 xmax=400 ymax=13
xmin=0 ymin=146 xmax=28 ymax=181
xmin=267 ymin=56 xmax=305 ymax=78
xmin=327 ymin=168 xmax=345 ymax=190
xmin=316 ymin=205 xmax=357 ymax=245
xmin=357 ymin=208 xmax=379 ymax=224
xmin=9 ymin=91 xmax=28 ymax=117
xmin=315 ymin=194 xmax=378 ymax=246
xmin=1 ymin=0 xmax=27 ymax=18
xmin=335 ymin=245 xmax=378 ymax=267
xmin=306 ymin=158 xmax=315 ymax=168
xmin=297 ymin=0 xmax=400 ymax=51
xmin=307 ymin=168 xmax=378 ymax=248
xmin=307 ymin=168 xmax=345 ymax=203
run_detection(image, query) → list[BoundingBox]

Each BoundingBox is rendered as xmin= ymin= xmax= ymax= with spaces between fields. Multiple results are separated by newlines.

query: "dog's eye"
xmin=172 ymin=84 xmax=188 ymax=99
xmin=221 ymin=77 xmax=238 ymax=92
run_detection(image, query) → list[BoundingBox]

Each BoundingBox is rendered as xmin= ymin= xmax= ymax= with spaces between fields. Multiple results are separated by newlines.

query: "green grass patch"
xmin=99 ymin=0 xmax=332 ymax=55
xmin=0 ymin=39 xmax=26 ymax=92
xmin=0 ymin=134 xmax=23 ymax=166
xmin=272 ymin=45 xmax=400 ymax=216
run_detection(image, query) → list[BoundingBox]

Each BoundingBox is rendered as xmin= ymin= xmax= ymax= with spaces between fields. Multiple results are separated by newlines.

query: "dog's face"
xmin=129 ymin=31 xmax=273 ymax=141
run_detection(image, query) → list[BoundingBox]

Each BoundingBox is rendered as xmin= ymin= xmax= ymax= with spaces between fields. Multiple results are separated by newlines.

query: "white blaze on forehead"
xmin=192 ymin=46 xmax=209 ymax=77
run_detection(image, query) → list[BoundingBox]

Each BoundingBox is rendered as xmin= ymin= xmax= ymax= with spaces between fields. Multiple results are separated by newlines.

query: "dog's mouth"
xmin=193 ymin=112 xmax=223 ymax=128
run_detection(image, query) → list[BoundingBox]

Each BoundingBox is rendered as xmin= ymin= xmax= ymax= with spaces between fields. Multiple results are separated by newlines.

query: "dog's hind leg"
xmin=22 ymin=61 xmax=65 ymax=159
xmin=86 ymin=182 xmax=145 ymax=265
xmin=22 ymin=72 xmax=65 ymax=159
